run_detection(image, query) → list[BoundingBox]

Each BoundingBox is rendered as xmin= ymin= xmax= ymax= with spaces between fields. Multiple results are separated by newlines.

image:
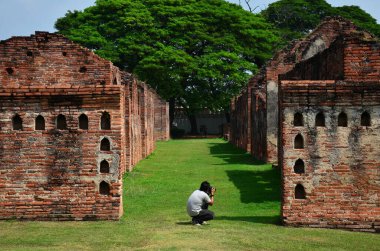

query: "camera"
xmin=208 ymin=186 xmax=216 ymax=196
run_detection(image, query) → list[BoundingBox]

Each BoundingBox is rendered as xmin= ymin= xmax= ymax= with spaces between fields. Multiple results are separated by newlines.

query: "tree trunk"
xmin=169 ymin=97 xmax=175 ymax=128
xmin=188 ymin=114 xmax=198 ymax=135
xmin=224 ymin=111 xmax=231 ymax=123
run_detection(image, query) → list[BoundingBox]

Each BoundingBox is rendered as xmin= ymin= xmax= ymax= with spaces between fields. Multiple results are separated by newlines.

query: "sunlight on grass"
xmin=0 ymin=138 xmax=379 ymax=250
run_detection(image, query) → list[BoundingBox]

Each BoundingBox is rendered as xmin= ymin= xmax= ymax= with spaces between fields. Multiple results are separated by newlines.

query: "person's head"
xmin=199 ymin=181 xmax=211 ymax=194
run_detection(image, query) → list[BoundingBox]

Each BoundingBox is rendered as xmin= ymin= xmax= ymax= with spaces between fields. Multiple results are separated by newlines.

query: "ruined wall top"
xmin=269 ymin=17 xmax=364 ymax=66
xmin=0 ymin=32 xmax=120 ymax=87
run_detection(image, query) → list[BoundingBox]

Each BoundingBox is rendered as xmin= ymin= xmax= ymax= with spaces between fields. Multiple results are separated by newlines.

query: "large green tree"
xmin=261 ymin=0 xmax=380 ymax=44
xmin=55 ymin=0 xmax=279 ymax=133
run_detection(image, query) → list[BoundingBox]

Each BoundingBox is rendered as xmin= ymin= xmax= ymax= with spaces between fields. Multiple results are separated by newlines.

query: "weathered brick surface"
xmin=231 ymin=17 xmax=380 ymax=232
xmin=279 ymin=81 xmax=380 ymax=232
xmin=0 ymin=32 xmax=169 ymax=220
xmin=230 ymin=17 xmax=358 ymax=164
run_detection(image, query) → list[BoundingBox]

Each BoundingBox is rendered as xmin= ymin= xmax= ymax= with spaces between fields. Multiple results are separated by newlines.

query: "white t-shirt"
xmin=187 ymin=190 xmax=211 ymax=217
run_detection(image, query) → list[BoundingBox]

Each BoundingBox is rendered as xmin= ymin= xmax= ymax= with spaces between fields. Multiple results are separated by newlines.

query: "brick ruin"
xmin=230 ymin=18 xmax=380 ymax=232
xmin=0 ymin=32 xmax=169 ymax=220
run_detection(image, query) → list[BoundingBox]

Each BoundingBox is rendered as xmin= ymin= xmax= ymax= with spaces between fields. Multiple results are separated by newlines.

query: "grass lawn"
xmin=0 ymin=138 xmax=379 ymax=250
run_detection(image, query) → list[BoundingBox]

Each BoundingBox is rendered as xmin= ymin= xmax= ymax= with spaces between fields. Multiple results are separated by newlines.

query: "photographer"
xmin=186 ymin=181 xmax=215 ymax=226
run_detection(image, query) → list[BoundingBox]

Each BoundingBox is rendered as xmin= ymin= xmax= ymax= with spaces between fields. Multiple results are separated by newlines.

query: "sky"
xmin=0 ymin=0 xmax=379 ymax=41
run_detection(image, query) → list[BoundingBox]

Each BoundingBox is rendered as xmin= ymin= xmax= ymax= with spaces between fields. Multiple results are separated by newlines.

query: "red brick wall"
xmin=0 ymin=32 xmax=114 ymax=87
xmin=0 ymin=32 xmax=169 ymax=220
xmin=230 ymin=90 xmax=249 ymax=151
xmin=344 ymin=37 xmax=380 ymax=82
xmin=230 ymin=18 xmax=359 ymax=164
xmin=0 ymin=88 xmax=123 ymax=220
xmin=279 ymin=80 xmax=380 ymax=232
xmin=154 ymin=96 xmax=170 ymax=141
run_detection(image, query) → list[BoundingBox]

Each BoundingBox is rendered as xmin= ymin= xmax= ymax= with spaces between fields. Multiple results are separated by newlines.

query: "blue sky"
xmin=0 ymin=0 xmax=379 ymax=40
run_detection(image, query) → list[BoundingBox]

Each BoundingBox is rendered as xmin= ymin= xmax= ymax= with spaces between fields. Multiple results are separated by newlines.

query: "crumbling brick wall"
xmin=279 ymin=80 xmax=380 ymax=232
xmin=278 ymin=25 xmax=380 ymax=232
xmin=230 ymin=17 xmax=358 ymax=164
xmin=0 ymin=32 xmax=169 ymax=220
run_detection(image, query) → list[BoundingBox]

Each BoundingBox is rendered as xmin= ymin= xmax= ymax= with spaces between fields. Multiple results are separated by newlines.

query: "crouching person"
xmin=187 ymin=181 xmax=215 ymax=226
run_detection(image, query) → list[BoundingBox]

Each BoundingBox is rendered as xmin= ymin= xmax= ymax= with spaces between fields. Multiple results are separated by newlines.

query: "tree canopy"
xmin=55 ymin=0 xmax=279 ymax=132
xmin=261 ymin=0 xmax=380 ymax=43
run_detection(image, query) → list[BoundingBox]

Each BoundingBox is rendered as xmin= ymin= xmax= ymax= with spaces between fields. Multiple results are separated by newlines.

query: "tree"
xmin=261 ymin=0 xmax=380 ymax=44
xmin=55 ymin=0 xmax=279 ymax=134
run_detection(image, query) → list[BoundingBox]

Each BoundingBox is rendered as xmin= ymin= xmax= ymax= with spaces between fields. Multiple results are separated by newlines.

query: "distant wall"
xmin=174 ymin=111 xmax=226 ymax=135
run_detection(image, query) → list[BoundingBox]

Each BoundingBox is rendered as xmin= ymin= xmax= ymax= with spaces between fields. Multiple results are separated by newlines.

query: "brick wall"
xmin=230 ymin=17 xmax=359 ymax=164
xmin=344 ymin=36 xmax=380 ymax=82
xmin=279 ymin=81 xmax=380 ymax=232
xmin=0 ymin=32 xmax=169 ymax=220
xmin=0 ymin=88 xmax=123 ymax=220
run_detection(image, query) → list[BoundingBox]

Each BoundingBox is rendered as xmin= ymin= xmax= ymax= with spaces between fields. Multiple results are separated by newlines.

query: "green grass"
xmin=0 ymin=138 xmax=379 ymax=250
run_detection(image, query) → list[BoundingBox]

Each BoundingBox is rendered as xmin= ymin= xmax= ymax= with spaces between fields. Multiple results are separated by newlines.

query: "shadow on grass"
xmin=209 ymin=141 xmax=281 ymax=204
xmin=215 ymin=215 xmax=281 ymax=225
xmin=226 ymin=169 xmax=281 ymax=203
xmin=208 ymin=141 xmax=266 ymax=166
xmin=176 ymin=221 xmax=192 ymax=225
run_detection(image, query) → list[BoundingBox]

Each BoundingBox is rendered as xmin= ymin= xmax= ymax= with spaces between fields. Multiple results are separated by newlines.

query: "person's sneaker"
xmin=192 ymin=220 xmax=201 ymax=226
xmin=201 ymin=221 xmax=209 ymax=225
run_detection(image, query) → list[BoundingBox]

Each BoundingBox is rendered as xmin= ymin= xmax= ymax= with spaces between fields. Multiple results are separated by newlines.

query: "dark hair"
xmin=200 ymin=181 xmax=211 ymax=193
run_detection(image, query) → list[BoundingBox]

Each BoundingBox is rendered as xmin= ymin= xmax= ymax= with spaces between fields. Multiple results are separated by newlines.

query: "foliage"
xmin=336 ymin=5 xmax=380 ymax=37
xmin=261 ymin=0 xmax=380 ymax=44
xmin=55 ymin=0 xmax=279 ymax=118
xmin=1 ymin=139 xmax=379 ymax=250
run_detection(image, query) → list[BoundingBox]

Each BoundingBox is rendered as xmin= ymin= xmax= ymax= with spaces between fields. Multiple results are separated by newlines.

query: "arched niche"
xmin=13 ymin=114 xmax=23 ymax=130
xmin=99 ymin=181 xmax=110 ymax=195
xmin=56 ymin=114 xmax=67 ymax=130
xmin=295 ymin=184 xmax=306 ymax=199
xmin=293 ymin=112 xmax=304 ymax=126
xmin=294 ymin=159 xmax=305 ymax=174
xmin=100 ymin=138 xmax=111 ymax=151
xmin=101 ymin=112 xmax=111 ymax=130
xmin=79 ymin=114 xmax=89 ymax=130
xmin=361 ymin=111 xmax=371 ymax=126
xmin=294 ymin=134 xmax=304 ymax=149
xmin=35 ymin=115 xmax=45 ymax=130
xmin=100 ymin=160 xmax=110 ymax=173
xmin=315 ymin=112 xmax=325 ymax=127
xmin=338 ymin=112 xmax=348 ymax=127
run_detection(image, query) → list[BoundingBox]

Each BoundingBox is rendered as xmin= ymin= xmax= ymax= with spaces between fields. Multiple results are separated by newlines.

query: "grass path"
xmin=0 ymin=138 xmax=379 ymax=250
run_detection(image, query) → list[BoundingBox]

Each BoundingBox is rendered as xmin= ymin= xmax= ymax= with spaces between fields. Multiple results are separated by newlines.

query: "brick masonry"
xmin=279 ymin=81 xmax=380 ymax=232
xmin=230 ymin=17 xmax=358 ymax=164
xmin=230 ymin=18 xmax=380 ymax=232
xmin=0 ymin=32 xmax=169 ymax=220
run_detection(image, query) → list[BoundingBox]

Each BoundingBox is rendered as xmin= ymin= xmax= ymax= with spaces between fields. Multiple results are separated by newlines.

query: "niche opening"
xmin=294 ymin=134 xmax=304 ymax=149
xmin=361 ymin=111 xmax=371 ymax=126
xmin=100 ymin=160 xmax=110 ymax=173
xmin=100 ymin=138 xmax=111 ymax=151
xmin=13 ymin=114 xmax=23 ymax=130
xmin=294 ymin=159 xmax=305 ymax=174
xmin=35 ymin=115 xmax=45 ymax=130
xmin=295 ymin=184 xmax=306 ymax=199
xmin=56 ymin=114 xmax=67 ymax=130
xmin=79 ymin=114 xmax=89 ymax=130
xmin=99 ymin=181 xmax=110 ymax=195
xmin=338 ymin=112 xmax=348 ymax=127
xmin=293 ymin=112 xmax=304 ymax=126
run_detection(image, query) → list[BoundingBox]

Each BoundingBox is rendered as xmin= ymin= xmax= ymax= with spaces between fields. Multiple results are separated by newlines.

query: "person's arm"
xmin=208 ymin=187 xmax=216 ymax=206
